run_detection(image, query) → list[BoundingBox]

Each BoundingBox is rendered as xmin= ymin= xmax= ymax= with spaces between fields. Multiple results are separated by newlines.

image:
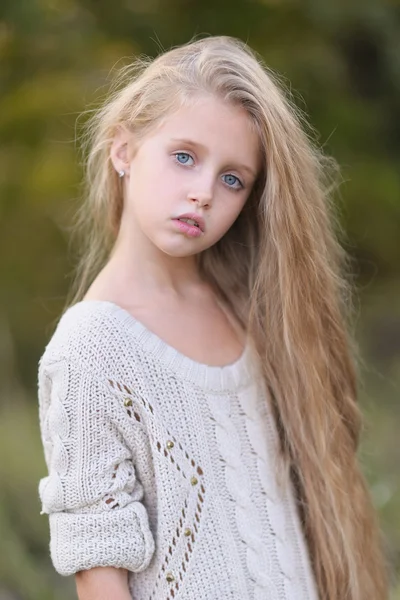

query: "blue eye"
xmin=222 ymin=174 xmax=243 ymax=189
xmin=174 ymin=152 xmax=194 ymax=165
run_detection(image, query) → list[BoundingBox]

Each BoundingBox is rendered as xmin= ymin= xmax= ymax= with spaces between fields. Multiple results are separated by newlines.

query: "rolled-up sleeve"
xmin=37 ymin=357 xmax=155 ymax=576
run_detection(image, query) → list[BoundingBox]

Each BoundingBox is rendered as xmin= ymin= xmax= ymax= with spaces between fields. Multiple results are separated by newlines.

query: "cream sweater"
xmin=37 ymin=300 xmax=319 ymax=600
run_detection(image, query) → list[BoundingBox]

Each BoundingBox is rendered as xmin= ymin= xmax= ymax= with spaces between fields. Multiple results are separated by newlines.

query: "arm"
xmin=75 ymin=567 xmax=132 ymax=600
xmin=38 ymin=357 xmax=155 ymax=578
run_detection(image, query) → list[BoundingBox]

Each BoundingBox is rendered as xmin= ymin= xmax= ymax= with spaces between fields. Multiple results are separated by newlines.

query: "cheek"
xmin=131 ymin=161 xmax=179 ymax=206
xmin=127 ymin=174 xmax=179 ymax=234
xmin=214 ymin=196 xmax=247 ymax=230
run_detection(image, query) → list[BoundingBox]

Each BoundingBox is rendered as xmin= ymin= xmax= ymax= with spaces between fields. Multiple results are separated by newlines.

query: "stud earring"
xmin=118 ymin=169 xmax=125 ymax=178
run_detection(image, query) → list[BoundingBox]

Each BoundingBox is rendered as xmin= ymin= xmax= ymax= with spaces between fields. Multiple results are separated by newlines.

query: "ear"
xmin=110 ymin=125 xmax=132 ymax=176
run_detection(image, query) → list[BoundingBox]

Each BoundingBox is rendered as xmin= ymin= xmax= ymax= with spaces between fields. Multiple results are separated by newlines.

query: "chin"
xmin=153 ymin=239 xmax=202 ymax=258
xmin=162 ymin=247 xmax=201 ymax=258
xmin=149 ymin=233 xmax=203 ymax=258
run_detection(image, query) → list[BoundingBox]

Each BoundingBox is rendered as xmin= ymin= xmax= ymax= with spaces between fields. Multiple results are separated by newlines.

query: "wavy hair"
xmin=68 ymin=36 xmax=388 ymax=599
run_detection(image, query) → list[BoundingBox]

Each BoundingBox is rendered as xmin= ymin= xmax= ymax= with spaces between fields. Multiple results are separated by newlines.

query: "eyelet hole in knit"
xmin=104 ymin=495 xmax=120 ymax=509
xmin=107 ymin=380 xmax=207 ymax=600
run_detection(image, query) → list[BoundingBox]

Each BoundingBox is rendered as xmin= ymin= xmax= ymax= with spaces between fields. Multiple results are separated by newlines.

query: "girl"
xmin=37 ymin=36 xmax=388 ymax=600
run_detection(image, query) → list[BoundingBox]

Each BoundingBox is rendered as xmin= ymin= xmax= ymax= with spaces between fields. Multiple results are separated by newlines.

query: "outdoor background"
xmin=0 ymin=0 xmax=399 ymax=598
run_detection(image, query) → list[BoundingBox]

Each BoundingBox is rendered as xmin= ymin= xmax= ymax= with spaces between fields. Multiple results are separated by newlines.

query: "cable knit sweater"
xmin=37 ymin=300 xmax=319 ymax=600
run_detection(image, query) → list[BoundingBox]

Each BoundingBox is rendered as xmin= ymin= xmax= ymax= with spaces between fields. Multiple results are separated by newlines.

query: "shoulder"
xmin=39 ymin=300 xmax=137 ymax=377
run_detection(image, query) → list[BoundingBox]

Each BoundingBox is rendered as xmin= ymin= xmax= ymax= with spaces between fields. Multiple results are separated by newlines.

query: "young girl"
xmin=37 ymin=36 xmax=388 ymax=600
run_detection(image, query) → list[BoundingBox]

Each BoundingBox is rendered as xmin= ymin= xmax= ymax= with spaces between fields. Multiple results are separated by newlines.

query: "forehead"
xmin=151 ymin=95 xmax=261 ymax=168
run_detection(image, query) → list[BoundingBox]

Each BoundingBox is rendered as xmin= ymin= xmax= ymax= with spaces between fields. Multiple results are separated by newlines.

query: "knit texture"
xmin=37 ymin=300 xmax=319 ymax=600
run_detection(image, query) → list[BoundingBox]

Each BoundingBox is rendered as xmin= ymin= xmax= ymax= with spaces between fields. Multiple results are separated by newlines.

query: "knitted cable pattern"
xmin=39 ymin=378 xmax=69 ymax=512
xmin=207 ymin=392 xmax=282 ymax=600
xmin=240 ymin=385 xmax=309 ymax=600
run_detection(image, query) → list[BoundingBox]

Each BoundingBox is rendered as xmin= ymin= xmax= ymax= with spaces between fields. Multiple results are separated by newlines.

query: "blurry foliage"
xmin=0 ymin=0 xmax=399 ymax=597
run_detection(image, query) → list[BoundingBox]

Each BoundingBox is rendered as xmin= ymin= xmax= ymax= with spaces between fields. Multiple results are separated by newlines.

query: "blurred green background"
xmin=0 ymin=0 xmax=399 ymax=598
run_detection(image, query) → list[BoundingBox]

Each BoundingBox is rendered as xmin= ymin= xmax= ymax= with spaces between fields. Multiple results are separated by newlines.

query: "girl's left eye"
xmin=222 ymin=174 xmax=243 ymax=189
xmin=174 ymin=152 xmax=194 ymax=165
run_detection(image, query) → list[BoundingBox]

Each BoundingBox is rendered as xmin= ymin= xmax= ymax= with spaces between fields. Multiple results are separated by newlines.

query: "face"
xmin=112 ymin=95 xmax=261 ymax=259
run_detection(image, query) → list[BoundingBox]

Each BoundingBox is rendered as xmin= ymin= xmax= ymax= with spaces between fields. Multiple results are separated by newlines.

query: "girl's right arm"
xmin=75 ymin=567 xmax=132 ymax=600
xmin=37 ymin=355 xmax=155 ymax=584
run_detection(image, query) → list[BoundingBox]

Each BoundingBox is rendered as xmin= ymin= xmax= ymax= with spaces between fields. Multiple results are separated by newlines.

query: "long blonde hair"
xmin=69 ymin=36 xmax=388 ymax=599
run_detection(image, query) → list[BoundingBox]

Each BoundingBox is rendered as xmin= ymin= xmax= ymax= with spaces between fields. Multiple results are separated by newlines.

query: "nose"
xmin=187 ymin=189 xmax=212 ymax=209
xmin=187 ymin=170 xmax=214 ymax=208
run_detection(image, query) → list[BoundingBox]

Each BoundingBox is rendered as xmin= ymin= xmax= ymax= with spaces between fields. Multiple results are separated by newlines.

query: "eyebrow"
xmin=170 ymin=137 xmax=258 ymax=178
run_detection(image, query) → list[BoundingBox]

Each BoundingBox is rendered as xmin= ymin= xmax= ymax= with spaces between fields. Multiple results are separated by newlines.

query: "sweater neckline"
xmin=67 ymin=300 xmax=255 ymax=392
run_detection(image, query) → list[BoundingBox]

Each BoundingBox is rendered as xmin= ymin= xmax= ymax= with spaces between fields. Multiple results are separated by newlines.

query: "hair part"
xmin=68 ymin=35 xmax=388 ymax=598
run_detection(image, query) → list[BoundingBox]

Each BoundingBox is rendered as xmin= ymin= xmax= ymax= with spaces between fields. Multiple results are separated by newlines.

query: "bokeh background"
xmin=0 ymin=0 xmax=399 ymax=598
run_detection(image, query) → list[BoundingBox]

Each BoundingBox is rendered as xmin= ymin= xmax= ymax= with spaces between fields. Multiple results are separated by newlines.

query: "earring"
xmin=118 ymin=169 xmax=125 ymax=178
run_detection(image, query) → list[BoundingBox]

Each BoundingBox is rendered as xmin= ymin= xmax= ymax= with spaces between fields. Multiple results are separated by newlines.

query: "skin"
xmin=75 ymin=567 xmax=131 ymax=600
xmin=80 ymin=95 xmax=261 ymax=598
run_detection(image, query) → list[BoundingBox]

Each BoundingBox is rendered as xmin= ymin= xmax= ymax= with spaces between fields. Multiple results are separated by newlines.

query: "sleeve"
xmin=37 ymin=357 xmax=155 ymax=576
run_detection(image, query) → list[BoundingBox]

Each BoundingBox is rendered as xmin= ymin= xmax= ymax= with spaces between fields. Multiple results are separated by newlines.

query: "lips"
xmin=175 ymin=212 xmax=205 ymax=232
